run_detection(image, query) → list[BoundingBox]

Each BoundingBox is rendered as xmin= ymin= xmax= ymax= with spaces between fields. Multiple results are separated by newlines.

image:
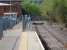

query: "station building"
xmin=0 ymin=0 xmax=22 ymax=16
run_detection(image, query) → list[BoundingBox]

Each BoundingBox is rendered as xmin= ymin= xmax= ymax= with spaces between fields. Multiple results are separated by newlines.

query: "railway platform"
xmin=0 ymin=21 xmax=45 ymax=50
xmin=0 ymin=22 xmax=22 ymax=50
xmin=17 ymin=31 xmax=45 ymax=50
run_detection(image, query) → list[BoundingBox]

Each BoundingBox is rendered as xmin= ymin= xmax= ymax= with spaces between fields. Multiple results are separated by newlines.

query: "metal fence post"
xmin=0 ymin=17 xmax=3 ymax=40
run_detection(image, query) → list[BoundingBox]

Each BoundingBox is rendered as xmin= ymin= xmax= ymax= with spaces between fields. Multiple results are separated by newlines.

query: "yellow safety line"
xmin=18 ymin=32 xmax=28 ymax=50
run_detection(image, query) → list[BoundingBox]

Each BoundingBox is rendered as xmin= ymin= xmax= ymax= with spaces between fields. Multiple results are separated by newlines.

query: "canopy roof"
xmin=4 ymin=12 xmax=17 ymax=15
xmin=0 ymin=0 xmax=21 ymax=1
xmin=0 ymin=3 xmax=12 ymax=6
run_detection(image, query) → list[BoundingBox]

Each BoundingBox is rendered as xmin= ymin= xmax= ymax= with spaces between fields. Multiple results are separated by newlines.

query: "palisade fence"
xmin=0 ymin=17 xmax=3 ymax=39
xmin=22 ymin=15 xmax=31 ymax=31
xmin=2 ymin=16 xmax=17 ymax=30
xmin=0 ymin=16 xmax=17 ymax=39
xmin=22 ymin=15 xmax=26 ymax=31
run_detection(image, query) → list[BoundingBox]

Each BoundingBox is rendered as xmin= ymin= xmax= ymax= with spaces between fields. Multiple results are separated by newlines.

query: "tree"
xmin=40 ymin=0 xmax=57 ymax=23
xmin=40 ymin=0 xmax=67 ymax=27
xmin=21 ymin=0 xmax=41 ymax=16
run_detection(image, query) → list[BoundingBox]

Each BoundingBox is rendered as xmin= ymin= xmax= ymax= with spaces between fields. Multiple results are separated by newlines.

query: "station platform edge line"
xmin=18 ymin=31 xmax=45 ymax=50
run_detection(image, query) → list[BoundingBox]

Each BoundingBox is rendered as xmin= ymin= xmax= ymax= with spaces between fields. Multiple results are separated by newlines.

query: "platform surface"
xmin=0 ymin=22 xmax=22 ymax=50
xmin=18 ymin=31 xmax=45 ymax=50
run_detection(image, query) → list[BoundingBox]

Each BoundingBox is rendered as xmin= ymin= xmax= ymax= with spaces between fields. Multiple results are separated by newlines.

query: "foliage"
xmin=21 ymin=0 xmax=41 ymax=16
xmin=40 ymin=0 xmax=67 ymax=26
xmin=21 ymin=0 xmax=67 ymax=26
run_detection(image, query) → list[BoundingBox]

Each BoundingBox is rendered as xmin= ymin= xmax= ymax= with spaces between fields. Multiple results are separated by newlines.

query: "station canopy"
xmin=4 ymin=12 xmax=17 ymax=15
xmin=4 ymin=12 xmax=17 ymax=16
xmin=0 ymin=3 xmax=12 ymax=6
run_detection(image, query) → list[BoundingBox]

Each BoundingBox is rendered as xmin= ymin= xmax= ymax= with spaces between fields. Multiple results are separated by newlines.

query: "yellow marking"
xmin=18 ymin=32 xmax=28 ymax=50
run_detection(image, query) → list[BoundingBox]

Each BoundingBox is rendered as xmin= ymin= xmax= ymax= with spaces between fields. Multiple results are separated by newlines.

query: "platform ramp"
xmin=18 ymin=31 xmax=45 ymax=50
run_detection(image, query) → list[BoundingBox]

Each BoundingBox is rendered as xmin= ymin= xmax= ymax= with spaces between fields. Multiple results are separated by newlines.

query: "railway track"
xmin=35 ymin=25 xmax=51 ymax=50
xmin=43 ymin=24 xmax=67 ymax=49
xmin=34 ymin=23 xmax=64 ymax=50
xmin=43 ymin=24 xmax=67 ymax=45
xmin=43 ymin=25 xmax=64 ymax=45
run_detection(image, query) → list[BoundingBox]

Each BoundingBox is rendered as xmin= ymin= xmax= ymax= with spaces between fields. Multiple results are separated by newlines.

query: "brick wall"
xmin=0 ymin=5 xmax=22 ymax=16
xmin=0 ymin=6 xmax=4 ymax=16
